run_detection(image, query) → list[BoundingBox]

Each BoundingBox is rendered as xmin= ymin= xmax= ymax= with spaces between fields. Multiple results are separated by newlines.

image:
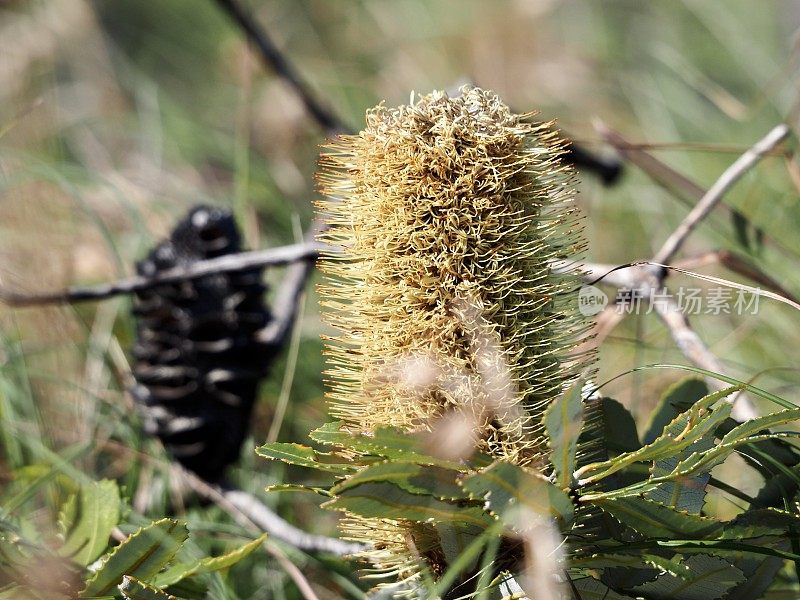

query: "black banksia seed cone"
xmin=132 ymin=206 xmax=273 ymax=482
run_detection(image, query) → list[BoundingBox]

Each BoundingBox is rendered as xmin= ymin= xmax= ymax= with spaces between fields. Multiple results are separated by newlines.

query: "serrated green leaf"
xmin=590 ymin=496 xmax=722 ymax=539
xmin=570 ymin=577 xmax=635 ymax=599
xmin=331 ymin=462 xmax=466 ymax=501
xmin=720 ymin=508 xmax=800 ymax=540
xmin=255 ymin=442 xmax=354 ymax=474
xmin=645 ymin=432 xmax=714 ymax=514
xmin=58 ymin=480 xmax=120 ymax=566
xmin=577 ymin=396 xmax=641 ymax=476
xmin=670 ymin=432 xmax=797 ymax=480
xmin=460 ymin=462 xmax=574 ymax=528
xmin=575 ymin=386 xmax=739 ymax=485
xmin=310 ymin=422 xmax=467 ymax=471
xmin=725 ymin=556 xmax=784 ymax=600
xmin=544 ymin=381 xmax=583 ymax=489
xmin=631 ymin=554 xmax=745 ymax=600
xmin=153 ymin=534 xmax=266 ymax=588
xmin=323 ymin=481 xmax=491 ymax=527
xmin=721 ymin=408 xmax=800 ymax=446
xmin=265 ymin=484 xmax=332 ymax=497
xmin=118 ymin=575 xmax=175 ymax=600
xmin=575 ymin=553 xmax=692 ymax=579
xmin=643 ymin=378 xmax=709 ymax=444
xmin=80 ymin=518 xmax=189 ymax=598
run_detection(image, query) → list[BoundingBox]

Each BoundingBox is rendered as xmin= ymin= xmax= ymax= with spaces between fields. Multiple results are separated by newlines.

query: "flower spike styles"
xmin=315 ymin=87 xmax=594 ymax=584
xmin=318 ymin=87 xmax=592 ymax=458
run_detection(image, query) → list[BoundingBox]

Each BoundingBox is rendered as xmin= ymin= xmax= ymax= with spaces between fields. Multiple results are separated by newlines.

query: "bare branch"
xmin=574 ymin=125 xmax=794 ymax=422
xmin=0 ymin=241 xmax=324 ymax=307
xmin=258 ymin=221 xmax=328 ymax=348
xmin=653 ymin=296 xmax=758 ymax=421
xmin=268 ymin=545 xmax=324 ymax=600
xmin=212 ymin=0 xmax=348 ymax=134
xmin=577 ymin=261 xmax=652 ymax=290
xmin=179 ymin=467 xmax=368 ymax=556
xmin=597 ymin=124 xmax=798 ymax=258
xmin=654 ymin=124 xmax=789 ymax=264
xmin=575 ymin=261 xmax=759 ymax=419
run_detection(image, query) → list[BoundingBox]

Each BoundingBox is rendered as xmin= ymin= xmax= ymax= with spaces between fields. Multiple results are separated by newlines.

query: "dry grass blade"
xmin=596 ymin=122 xmax=707 ymax=206
xmin=675 ymin=250 xmax=800 ymax=306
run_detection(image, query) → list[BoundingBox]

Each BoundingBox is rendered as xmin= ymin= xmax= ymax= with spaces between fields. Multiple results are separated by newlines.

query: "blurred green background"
xmin=2 ymin=1 xmax=800 ymax=597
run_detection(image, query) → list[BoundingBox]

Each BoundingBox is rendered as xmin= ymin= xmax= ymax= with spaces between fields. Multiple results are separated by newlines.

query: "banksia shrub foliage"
xmin=133 ymin=206 xmax=274 ymax=482
xmin=257 ymin=89 xmax=800 ymax=598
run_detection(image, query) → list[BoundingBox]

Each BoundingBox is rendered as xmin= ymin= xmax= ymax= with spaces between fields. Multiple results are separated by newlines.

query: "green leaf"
xmin=310 ymin=422 xmax=467 ymax=471
xmin=630 ymin=554 xmax=745 ymax=600
xmin=58 ymin=480 xmax=121 ymax=566
xmin=460 ymin=462 xmax=574 ymax=528
xmin=590 ymin=496 xmax=722 ymax=539
xmin=80 ymin=518 xmax=189 ymax=598
xmin=575 ymin=553 xmax=692 ymax=579
xmin=575 ymin=386 xmax=738 ymax=485
xmin=323 ymin=482 xmax=492 ymax=528
xmin=721 ymin=407 xmax=800 ymax=446
xmin=255 ymin=442 xmax=354 ymax=474
xmin=265 ymin=484 xmax=332 ymax=497
xmin=671 ymin=431 xmax=798 ymax=481
xmin=598 ymin=398 xmax=641 ymax=455
xmin=720 ymin=508 xmax=800 ymax=540
xmin=153 ymin=534 xmax=267 ymax=588
xmin=544 ymin=381 xmax=583 ymax=488
xmin=576 ymin=397 xmax=640 ymax=491
xmin=331 ymin=462 xmax=465 ymax=501
xmin=644 ymin=459 xmax=710 ymax=514
xmin=725 ymin=556 xmax=784 ymax=600
xmin=645 ymin=421 xmax=714 ymax=514
xmin=642 ymin=378 xmax=708 ymax=444
xmin=570 ymin=577 xmax=635 ymax=599
xmin=118 ymin=576 xmax=175 ymax=600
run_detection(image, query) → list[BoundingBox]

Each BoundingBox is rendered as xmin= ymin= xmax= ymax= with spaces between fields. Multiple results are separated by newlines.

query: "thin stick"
xmin=0 ymin=241 xmax=324 ymax=307
xmin=258 ymin=218 xmax=330 ymax=347
xmin=674 ymin=249 xmax=800 ymax=306
xmin=269 ymin=544 xmax=323 ymax=600
xmin=654 ymin=124 xmax=789 ymax=264
xmin=577 ymin=261 xmax=760 ymax=420
xmin=212 ymin=0 xmax=348 ymax=135
xmin=179 ymin=467 xmax=368 ymax=556
xmin=653 ymin=295 xmax=757 ymax=421
xmin=598 ymin=123 xmax=796 ymax=260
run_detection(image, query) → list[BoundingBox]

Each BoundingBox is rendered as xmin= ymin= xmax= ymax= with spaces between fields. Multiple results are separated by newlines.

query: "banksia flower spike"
xmin=318 ymin=87 xmax=592 ymax=459
xmin=315 ymin=87 xmax=594 ymax=583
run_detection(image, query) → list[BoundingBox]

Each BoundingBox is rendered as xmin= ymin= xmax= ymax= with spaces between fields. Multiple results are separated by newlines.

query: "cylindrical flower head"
xmin=317 ymin=87 xmax=592 ymax=465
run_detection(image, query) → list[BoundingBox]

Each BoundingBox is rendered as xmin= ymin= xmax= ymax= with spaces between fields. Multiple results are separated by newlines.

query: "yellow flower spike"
xmin=315 ymin=87 xmax=594 ymax=584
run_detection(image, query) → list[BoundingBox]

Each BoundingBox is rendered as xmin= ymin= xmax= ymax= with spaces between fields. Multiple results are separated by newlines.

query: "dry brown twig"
xmin=583 ymin=123 xmax=791 ymax=421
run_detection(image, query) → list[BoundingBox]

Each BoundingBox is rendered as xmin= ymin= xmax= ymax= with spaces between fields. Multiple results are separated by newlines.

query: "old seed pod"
xmin=132 ymin=206 xmax=273 ymax=482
